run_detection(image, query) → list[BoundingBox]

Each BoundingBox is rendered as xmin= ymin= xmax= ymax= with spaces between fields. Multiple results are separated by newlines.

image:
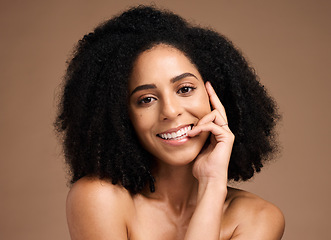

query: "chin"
xmin=158 ymin=154 xmax=197 ymax=166
xmin=152 ymin=134 xmax=208 ymax=167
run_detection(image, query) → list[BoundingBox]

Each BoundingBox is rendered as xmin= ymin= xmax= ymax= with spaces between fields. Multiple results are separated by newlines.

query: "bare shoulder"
xmin=66 ymin=177 xmax=133 ymax=240
xmin=67 ymin=176 xmax=132 ymax=206
xmin=226 ymin=187 xmax=285 ymax=240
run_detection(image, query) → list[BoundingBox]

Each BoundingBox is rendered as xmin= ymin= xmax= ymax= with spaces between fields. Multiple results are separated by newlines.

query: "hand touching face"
xmin=188 ymin=81 xmax=235 ymax=183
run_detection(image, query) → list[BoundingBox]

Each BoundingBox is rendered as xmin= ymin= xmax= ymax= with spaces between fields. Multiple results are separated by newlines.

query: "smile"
xmin=157 ymin=125 xmax=192 ymax=140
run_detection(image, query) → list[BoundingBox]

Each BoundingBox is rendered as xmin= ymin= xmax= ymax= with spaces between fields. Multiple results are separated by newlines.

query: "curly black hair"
xmin=55 ymin=5 xmax=280 ymax=194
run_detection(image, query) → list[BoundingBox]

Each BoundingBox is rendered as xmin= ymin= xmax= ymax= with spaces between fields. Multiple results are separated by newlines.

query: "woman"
xmin=55 ymin=5 xmax=285 ymax=240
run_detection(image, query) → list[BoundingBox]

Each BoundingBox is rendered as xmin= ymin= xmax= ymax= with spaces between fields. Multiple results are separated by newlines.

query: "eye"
xmin=177 ymin=86 xmax=196 ymax=94
xmin=138 ymin=96 xmax=156 ymax=105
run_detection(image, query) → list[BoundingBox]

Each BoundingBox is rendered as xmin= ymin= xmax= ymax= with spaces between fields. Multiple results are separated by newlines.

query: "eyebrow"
xmin=130 ymin=72 xmax=198 ymax=96
xmin=130 ymin=84 xmax=157 ymax=96
xmin=171 ymin=72 xmax=198 ymax=83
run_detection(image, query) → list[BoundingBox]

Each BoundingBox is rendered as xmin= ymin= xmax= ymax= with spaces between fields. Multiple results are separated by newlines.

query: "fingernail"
xmin=206 ymin=81 xmax=214 ymax=90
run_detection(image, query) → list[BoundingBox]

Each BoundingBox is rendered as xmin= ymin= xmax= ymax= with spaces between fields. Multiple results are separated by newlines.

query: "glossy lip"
xmin=158 ymin=135 xmax=190 ymax=146
xmin=156 ymin=124 xmax=194 ymax=146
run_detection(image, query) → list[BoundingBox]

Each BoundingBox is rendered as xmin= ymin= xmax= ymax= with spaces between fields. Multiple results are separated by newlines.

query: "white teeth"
xmin=159 ymin=125 xmax=192 ymax=140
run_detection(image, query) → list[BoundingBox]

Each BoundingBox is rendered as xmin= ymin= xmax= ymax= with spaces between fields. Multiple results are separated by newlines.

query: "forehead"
xmin=129 ymin=44 xmax=201 ymax=87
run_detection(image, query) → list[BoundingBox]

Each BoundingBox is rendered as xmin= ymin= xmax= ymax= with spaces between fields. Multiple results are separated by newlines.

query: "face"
xmin=128 ymin=44 xmax=211 ymax=166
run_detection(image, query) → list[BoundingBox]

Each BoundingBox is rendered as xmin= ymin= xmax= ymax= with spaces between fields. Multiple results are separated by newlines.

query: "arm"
xmin=66 ymin=178 xmax=129 ymax=240
xmin=186 ymin=82 xmax=284 ymax=240
xmin=184 ymin=181 xmax=227 ymax=240
xmin=185 ymin=81 xmax=234 ymax=240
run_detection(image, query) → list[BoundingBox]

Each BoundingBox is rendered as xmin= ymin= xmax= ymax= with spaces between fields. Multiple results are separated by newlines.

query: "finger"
xmin=188 ymin=122 xmax=234 ymax=143
xmin=196 ymin=109 xmax=230 ymax=131
xmin=205 ymin=81 xmax=228 ymax=123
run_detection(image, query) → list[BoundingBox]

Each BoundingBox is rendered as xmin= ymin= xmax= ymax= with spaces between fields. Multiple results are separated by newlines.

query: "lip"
xmin=158 ymin=135 xmax=190 ymax=146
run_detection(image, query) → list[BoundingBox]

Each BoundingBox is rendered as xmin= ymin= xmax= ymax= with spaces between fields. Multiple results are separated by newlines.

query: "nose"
xmin=160 ymin=96 xmax=183 ymax=121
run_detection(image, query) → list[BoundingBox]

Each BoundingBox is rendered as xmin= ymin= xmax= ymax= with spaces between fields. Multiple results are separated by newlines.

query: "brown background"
xmin=0 ymin=0 xmax=330 ymax=239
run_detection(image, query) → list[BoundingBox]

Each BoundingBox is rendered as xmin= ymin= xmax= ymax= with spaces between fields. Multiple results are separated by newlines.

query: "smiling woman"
xmin=55 ymin=5 xmax=284 ymax=240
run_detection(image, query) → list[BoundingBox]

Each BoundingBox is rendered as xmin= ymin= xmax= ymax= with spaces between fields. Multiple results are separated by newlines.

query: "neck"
xmin=146 ymin=160 xmax=198 ymax=215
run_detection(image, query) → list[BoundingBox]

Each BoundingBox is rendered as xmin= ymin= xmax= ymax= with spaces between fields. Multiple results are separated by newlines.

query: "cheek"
xmin=188 ymin=92 xmax=211 ymax=117
xmin=130 ymin=110 xmax=155 ymax=138
xmin=132 ymin=114 xmax=146 ymax=130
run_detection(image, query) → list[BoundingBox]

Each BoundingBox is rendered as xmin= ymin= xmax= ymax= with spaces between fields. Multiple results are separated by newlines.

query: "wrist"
xmin=197 ymin=180 xmax=227 ymax=202
xmin=198 ymin=176 xmax=227 ymax=189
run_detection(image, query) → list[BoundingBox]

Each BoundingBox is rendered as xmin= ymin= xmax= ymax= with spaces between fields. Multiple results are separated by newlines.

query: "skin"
xmin=66 ymin=44 xmax=285 ymax=240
